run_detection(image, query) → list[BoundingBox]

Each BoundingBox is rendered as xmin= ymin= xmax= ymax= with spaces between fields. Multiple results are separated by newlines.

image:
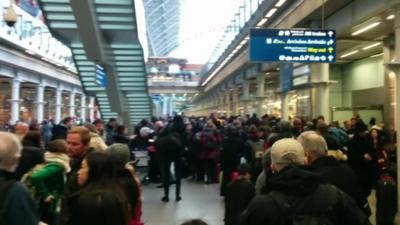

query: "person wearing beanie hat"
xmin=106 ymin=143 xmax=130 ymax=165
xmin=240 ymin=138 xmax=370 ymax=225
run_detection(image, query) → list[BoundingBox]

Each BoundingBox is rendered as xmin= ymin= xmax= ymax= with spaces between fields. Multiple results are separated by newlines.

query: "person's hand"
xmin=378 ymin=158 xmax=385 ymax=164
xmin=364 ymin=153 xmax=372 ymax=160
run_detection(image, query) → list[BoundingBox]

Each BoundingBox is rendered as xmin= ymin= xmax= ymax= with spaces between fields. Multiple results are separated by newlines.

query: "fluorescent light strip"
xmin=370 ymin=53 xmax=383 ymax=58
xmin=351 ymin=22 xmax=381 ymax=36
xmin=362 ymin=42 xmax=381 ymax=50
xmin=340 ymin=50 xmax=359 ymax=58
xmin=275 ymin=0 xmax=287 ymax=7
xmin=387 ymin=14 xmax=395 ymax=20
xmin=257 ymin=18 xmax=268 ymax=27
xmin=25 ymin=50 xmax=36 ymax=55
xmin=265 ymin=8 xmax=278 ymax=18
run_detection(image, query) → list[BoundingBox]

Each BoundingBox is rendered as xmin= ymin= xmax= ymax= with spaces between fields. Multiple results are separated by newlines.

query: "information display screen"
xmin=250 ymin=28 xmax=336 ymax=63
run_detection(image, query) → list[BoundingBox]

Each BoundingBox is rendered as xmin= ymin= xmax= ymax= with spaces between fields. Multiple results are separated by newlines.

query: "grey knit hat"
xmin=106 ymin=143 xmax=130 ymax=164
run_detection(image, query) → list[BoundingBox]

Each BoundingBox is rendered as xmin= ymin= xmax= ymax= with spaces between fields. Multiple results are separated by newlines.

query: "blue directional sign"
xmin=250 ymin=29 xmax=336 ymax=63
xmin=95 ymin=64 xmax=107 ymax=88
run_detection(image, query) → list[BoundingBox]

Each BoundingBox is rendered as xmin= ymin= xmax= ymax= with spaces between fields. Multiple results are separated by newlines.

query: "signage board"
xmin=250 ymin=28 xmax=336 ymax=63
xmin=95 ymin=65 xmax=107 ymax=88
xmin=280 ymin=64 xmax=293 ymax=92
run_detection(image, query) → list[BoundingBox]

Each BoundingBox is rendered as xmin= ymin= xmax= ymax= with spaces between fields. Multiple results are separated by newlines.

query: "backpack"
xmin=269 ymin=184 xmax=338 ymax=225
xmin=329 ymin=127 xmax=349 ymax=149
xmin=247 ymin=140 xmax=264 ymax=159
xmin=0 ymin=179 xmax=16 ymax=225
xmin=20 ymin=163 xmax=47 ymax=202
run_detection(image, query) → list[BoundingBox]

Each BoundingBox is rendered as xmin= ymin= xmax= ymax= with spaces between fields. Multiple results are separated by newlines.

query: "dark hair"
xmin=47 ymin=139 xmax=67 ymax=153
xmin=23 ymin=130 xmax=41 ymax=148
xmin=93 ymin=119 xmax=104 ymax=125
xmin=84 ymin=152 xmax=118 ymax=186
xmin=180 ymin=219 xmax=208 ymax=225
xmin=70 ymin=152 xmax=131 ymax=225
xmin=238 ymin=163 xmax=251 ymax=176
xmin=115 ymin=125 xmax=126 ymax=135
xmin=69 ymin=189 xmax=130 ymax=225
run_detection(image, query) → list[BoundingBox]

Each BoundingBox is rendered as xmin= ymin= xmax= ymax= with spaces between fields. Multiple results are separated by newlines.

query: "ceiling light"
xmin=362 ymin=42 xmax=381 ymax=50
xmin=370 ymin=53 xmax=383 ymax=58
xmin=265 ymin=8 xmax=278 ymax=18
xmin=25 ymin=50 xmax=36 ymax=55
xmin=275 ymin=0 xmax=287 ymax=7
xmin=257 ymin=18 xmax=268 ymax=27
xmin=386 ymin=14 xmax=395 ymax=20
xmin=340 ymin=50 xmax=359 ymax=58
xmin=351 ymin=22 xmax=381 ymax=36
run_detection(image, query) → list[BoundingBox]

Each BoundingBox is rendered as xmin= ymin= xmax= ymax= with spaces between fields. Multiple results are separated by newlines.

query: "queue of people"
xmin=0 ymin=112 xmax=397 ymax=225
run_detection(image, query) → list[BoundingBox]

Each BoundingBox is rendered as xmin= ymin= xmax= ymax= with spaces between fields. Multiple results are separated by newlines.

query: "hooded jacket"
xmin=240 ymin=166 xmax=370 ymax=225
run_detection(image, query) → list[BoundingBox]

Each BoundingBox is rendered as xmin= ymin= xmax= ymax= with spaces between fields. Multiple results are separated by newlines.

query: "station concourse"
xmin=0 ymin=0 xmax=400 ymax=225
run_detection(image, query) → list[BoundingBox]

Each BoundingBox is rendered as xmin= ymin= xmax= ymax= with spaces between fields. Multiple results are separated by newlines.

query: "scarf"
xmin=45 ymin=152 xmax=71 ymax=173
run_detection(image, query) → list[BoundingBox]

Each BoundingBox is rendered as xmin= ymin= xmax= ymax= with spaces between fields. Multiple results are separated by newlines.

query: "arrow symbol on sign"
xmin=328 ymin=31 xmax=334 ymax=37
xmin=327 ymin=39 xmax=334 ymax=45
xmin=328 ymin=55 xmax=334 ymax=61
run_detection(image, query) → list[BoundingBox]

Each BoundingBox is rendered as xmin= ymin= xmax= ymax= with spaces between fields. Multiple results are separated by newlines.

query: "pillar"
xmin=256 ymin=73 xmax=265 ymax=117
xmin=80 ymin=94 xmax=86 ymax=123
xmin=10 ymin=77 xmax=21 ymax=124
xmin=169 ymin=96 xmax=174 ymax=116
xmin=36 ymin=82 xmax=45 ymax=123
xmin=69 ymin=89 xmax=76 ymax=117
xmin=281 ymin=92 xmax=289 ymax=121
xmin=225 ymin=91 xmax=231 ymax=117
xmin=242 ymin=80 xmax=250 ymax=115
xmin=393 ymin=4 xmax=400 ymax=211
xmin=232 ymin=86 xmax=239 ymax=116
xmin=311 ymin=63 xmax=330 ymax=121
xmin=162 ymin=96 xmax=168 ymax=116
xmin=55 ymin=88 xmax=62 ymax=124
xmin=89 ymin=97 xmax=95 ymax=122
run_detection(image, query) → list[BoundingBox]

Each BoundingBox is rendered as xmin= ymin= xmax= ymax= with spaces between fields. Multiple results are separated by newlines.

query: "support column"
xmin=80 ymin=94 xmax=86 ymax=123
xmin=162 ymin=96 xmax=168 ymax=116
xmin=225 ymin=91 xmax=231 ymax=117
xmin=10 ymin=77 xmax=21 ymax=124
xmin=242 ymin=80 xmax=250 ymax=115
xmin=232 ymin=86 xmax=239 ymax=116
xmin=69 ymin=89 xmax=76 ymax=117
xmin=311 ymin=63 xmax=330 ymax=121
xmin=55 ymin=88 xmax=62 ymax=124
xmin=281 ymin=92 xmax=289 ymax=121
xmin=256 ymin=74 xmax=266 ymax=117
xmin=169 ymin=96 xmax=174 ymax=116
xmin=36 ymin=82 xmax=45 ymax=123
xmin=219 ymin=93 xmax=224 ymax=116
xmin=393 ymin=5 xmax=400 ymax=211
xmin=89 ymin=97 xmax=95 ymax=122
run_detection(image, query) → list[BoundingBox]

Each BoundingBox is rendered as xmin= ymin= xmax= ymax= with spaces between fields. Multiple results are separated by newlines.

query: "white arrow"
xmin=328 ymin=31 xmax=334 ymax=37
xmin=328 ymin=55 xmax=334 ymax=61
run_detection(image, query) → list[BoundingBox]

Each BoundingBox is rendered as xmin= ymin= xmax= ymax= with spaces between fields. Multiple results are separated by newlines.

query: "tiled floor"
xmin=142 ymin=180 xmax=225 ymax=225
xmin=142 ymin=179 xmax=399 ymax=225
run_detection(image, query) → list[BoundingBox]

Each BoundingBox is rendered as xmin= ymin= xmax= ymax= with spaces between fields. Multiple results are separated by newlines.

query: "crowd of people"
xmin=0 ymin=112 xmax=397 ymax=225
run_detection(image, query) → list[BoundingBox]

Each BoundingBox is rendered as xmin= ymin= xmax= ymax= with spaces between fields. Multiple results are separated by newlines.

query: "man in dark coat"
xmin=0 ymin=132 xmax=40 ymax=225
xmin=59 ymin=126 xmax=94 ymax=225
xmin=240 ymin=138 xmax=370 ymax=225
xmin=297 ymin=131 xmax=364 ymax=209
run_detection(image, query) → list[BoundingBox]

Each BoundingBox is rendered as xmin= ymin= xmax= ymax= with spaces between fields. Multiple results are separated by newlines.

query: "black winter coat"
xmin=240 ymin=166 xmax=370 ymax=225
xmin=225 ymin=178 xmax=255 ymax=225
xmin=311 ymin=156 xmax=363 ymax=207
